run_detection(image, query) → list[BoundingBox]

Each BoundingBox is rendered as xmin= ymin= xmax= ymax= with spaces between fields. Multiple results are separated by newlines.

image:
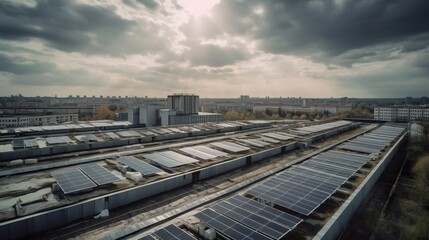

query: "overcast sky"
xmin=0 ymin=0 xmax=428 ymax=98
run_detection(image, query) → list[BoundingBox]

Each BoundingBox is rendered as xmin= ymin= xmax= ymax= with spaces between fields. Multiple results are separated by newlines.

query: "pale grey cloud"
xmin=0 ymin=0 xmax=428 ymax=98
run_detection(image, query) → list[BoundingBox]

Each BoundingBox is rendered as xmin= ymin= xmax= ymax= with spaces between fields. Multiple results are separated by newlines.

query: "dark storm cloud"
xmin=0 ymin=53 xmax=55 ymax=75
xmin=182 ymin=0 xmax=429 ymax=66
xmin=0 ymin=0 xmax=167 ymax=56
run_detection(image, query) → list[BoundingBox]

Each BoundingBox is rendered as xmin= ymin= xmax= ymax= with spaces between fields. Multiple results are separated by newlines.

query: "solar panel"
xmin=261 ymin=133 xmax=293 ymax=141
xmin=247 ymin=166 xmax=348 ymax=215
xmin=210 ymin=195 xmax=303 ymax=239
xmin=118 ymin=156 xmax=164 ymax=176
xmin=117 ymin=131 xmax=141 ymax=138
xmin=12 ymin=139 xmax=25 ymax=149
xmin=46 ymin=136 xmax=73 ymax=145
xmin=179 ymin=147 xmax=216 ymax=160
xmin=51 ymin=169 xmax=96 ymax=194
xmin=157 ymin=151 xmax=199 ymax=164
xmin=86 ymin=134 xmax=99 ymax=141
xmin=24 ymin=139 xmax=39 ymax=148
xmin=259 ymin=137 xmax=280 ymax=144
xmin=75 ymin=135 xmax=90 ymax=143
xmin=193 ymin=146 xmax=228 ymax=157
xmin=210 ymin=141 xmax=251 ymax=153
xmin=102 ymin=132 xmax=121 ymax=140
xmin=195 ymin=209 xmax=271 ymax=240
xmin=151 ymin=224 xmax=195 ymax=240
xmin=144 ymin=153 xmax=184 ymax=168
xmin=226 ymin=195 xmax=303 ymax=230
xmin=78 ymin=163 xmax=120 ymax=186
xmin=238 ymin=139 xmax=270 ymax=148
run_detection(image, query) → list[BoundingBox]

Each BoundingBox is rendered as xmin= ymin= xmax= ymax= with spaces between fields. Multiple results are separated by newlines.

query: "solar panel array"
xmin=12 ymin=139 xmax=25 ymax=149
xmin=144 ymin=153 xmax=184 ymax=168
xmin=195 ymin=209 xmax=271 ymax=240
xmin=24 ymin=138 xmax=39 ymax=148
xmin=179 ymin=147 xmax=218 ymax=160
xmin=261 ymin=133 xmax=293 ymax=141
xmin=118 ymin=156 xmax=164 ymax=176
xmin=193 ymin=145 xmax=228 ymax=157
xmin=157 ymin=151 xmax=199 ymax=164
xmin=75 ymin=135 xmax=90 ymax=143
xmin=338 ymin=125 xmax=405 ymax=154
xmin=117 ymin=130 xmax=141 ymax=138
xmin=140 ymin=224 xmax=196 ymax=240
xmin=248 ymin=166 xmax=348 ymax=215
xmin=45 ymin=136 xmax=73 ymax=145
xmin=292 ymin=120 xmax=351 ymax=135
xmin=210 ymin=141 xmax=251 ymax=153
xmin=196 ymin=195 xmax=303 ymax=239
xmin=260 ymin=137 xmax=280 ymax=144
xmin=78 ymin=163 xmax=121 ymax=185
xmin=238 ymin=139 xmax=270 ymax=148
xmin=51 ymin=169 xmax=97 ymax=194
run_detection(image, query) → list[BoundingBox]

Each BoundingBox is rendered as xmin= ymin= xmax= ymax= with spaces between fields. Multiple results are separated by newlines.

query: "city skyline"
xmin=0 ymin=0 xmax=428 ymax=98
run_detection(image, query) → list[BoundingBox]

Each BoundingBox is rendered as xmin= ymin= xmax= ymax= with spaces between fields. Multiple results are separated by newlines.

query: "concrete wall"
xmin=313 ymin=132 xmax=407 ymax=240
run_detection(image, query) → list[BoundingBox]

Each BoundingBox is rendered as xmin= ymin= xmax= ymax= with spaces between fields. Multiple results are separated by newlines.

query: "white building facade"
xmin=374 ymin=106 xmax=429 ymax=121
xmin=0 ymin=114 xmax=78 ymax=128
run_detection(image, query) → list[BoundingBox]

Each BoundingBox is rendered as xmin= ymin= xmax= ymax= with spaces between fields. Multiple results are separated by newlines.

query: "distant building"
xmin=130 ymin=94 xmax=223 ymax=126
xmin=0 ymin=114 xmax=78 ymax=128
xmin=128 ymin=105 xmax=164 ymax=126
xmin=162 ymin=94 xmax=223 ymax=125
xmin=162 ymin=111 xmax=224 ymax=126
xmin=167 ymin=94 xmax=199 ymax=115
xmin=374 ymin=106 xmax=429 ymax=121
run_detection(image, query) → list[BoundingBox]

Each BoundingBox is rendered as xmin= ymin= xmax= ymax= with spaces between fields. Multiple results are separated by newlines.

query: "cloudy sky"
xmin=0 ymin=0 xmax=428 ymax=98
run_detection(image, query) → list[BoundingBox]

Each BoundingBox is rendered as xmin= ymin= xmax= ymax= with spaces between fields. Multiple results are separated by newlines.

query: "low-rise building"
xmin=0 ymin=114 xmax=78 ymax=128
xmin=374 ymin=105 xmax=429 ymax=121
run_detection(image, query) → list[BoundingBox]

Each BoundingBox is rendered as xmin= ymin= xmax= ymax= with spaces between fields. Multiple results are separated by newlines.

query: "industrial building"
xmin=0 ymin=119 xmax=408 ymax=240
xmin=374 ymin=105 xmax=429 ymax=121
xmin=0 ymin=114 xmax=78 ymax=128
xmin=129 ymin=94 xmax=224 ymax=126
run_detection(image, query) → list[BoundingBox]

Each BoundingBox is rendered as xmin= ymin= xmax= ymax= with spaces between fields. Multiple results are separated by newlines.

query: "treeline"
xmin=80 ymin=105 xmax=126 ymax=121
xmin=222 ymin=102 xmax=374 ymax=121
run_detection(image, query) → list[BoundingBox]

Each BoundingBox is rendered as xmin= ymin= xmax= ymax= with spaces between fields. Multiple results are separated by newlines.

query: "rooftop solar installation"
xmin=86 ymin=134 xmax=99 ymax=141
xmin=157 ymin=151 xmax=199 ymax=164
xmin=75 ymin=135 xmax=90 ymax=143
xmin=117 ymin=130 xmax=141 ymax=138
xmin=208 ymin=195 xmax=302 ymax=239
xmin=337 ymin=124 xmax=405 ymax=155
xmin=0 ymin=144 xmax=13 ymax=153
xmin=261 ymin=133 xmax=293 ymax=141
xmin=179 ymin=147 xmax=216 ymax=160
xmin=51 ymin=169 xmax=97 ymax=194
xmin=150 ymin=224 xmax=196 ymax=240
xmin=141 ymin=131 xmax=156 ymax=136
xmin=238 ymin=139 xmax=270 ymax=148
xmin=293 ymin=120 xmax=351 ymax=135
xmin=247 ymin=166 xmax=348 ymax=215
xmin=12 ymin=139 xmax=24 ymax=149
xmin=144 ymin=153 xmax=184 ymax=168
xmin=226 ymin=195 xmax=303 ymax=230
xmin=24 ymin=139 xmax=39 ymax=148
xmin=195 ymin=209 xmax=271 ymax=240
xmin=192 ymin=145 xmax=228 ymax=157
xmin=78 ymin=163 xmax=120 ymax=186
xmin=118 ymin=156 xmax=164 ymax=176
xmin=102 ymin=132 xmax=121 ymax=140
xmin=45 ymin=136 xmax=73 ymax=145
xmin=210 ymin=141 xmax=251 ymax=153
xmin=259 ymin=137 xmax=280 ymax=144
